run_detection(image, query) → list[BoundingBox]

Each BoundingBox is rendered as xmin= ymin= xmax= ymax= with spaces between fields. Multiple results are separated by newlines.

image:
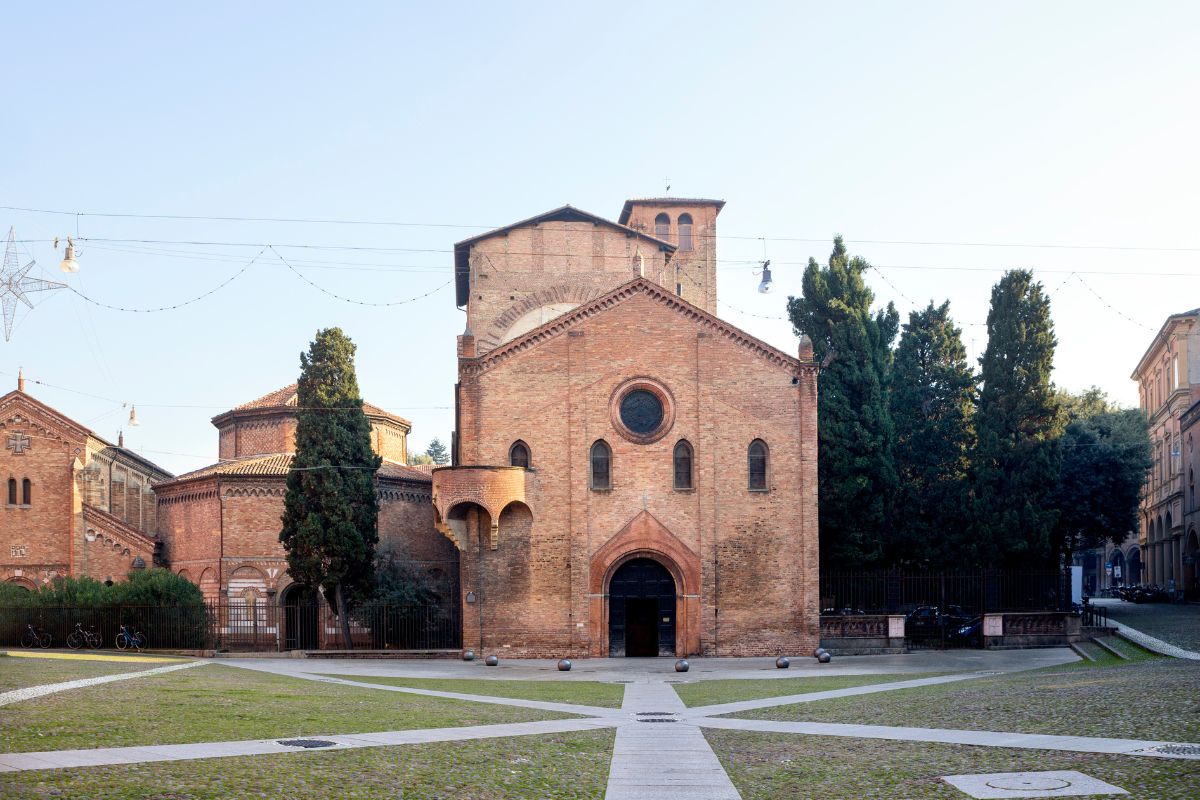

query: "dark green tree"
xmin=889 ymin=301 xmax=976 ymax=567
xmin=280 ymin=328 xmax=381 ymax=648
xmin=1051 ymin=391 xmax=1151 ymax=566
xmin=788 ymin=237 xmax=900 ymax=569
xmin=973 ymin=270 xmax=1063 ymax=567
xmin=424 ymin=437 xmax=450 ymax=466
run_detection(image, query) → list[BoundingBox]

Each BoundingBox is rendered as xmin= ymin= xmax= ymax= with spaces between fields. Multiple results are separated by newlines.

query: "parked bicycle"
xmin=114 ymin=625 xmax=145 ymax=651
xmin=66 ymin=622 xmax=103 ymax=650
xmin=20 ymin=623 xmax=52 ymax=648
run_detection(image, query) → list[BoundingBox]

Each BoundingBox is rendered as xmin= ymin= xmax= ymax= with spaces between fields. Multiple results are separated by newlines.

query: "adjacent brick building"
xmin=153 ymin=384 xmax=457 ymax=646
xmin=433 ymin=200 xmax=820 ymax=658
xmin=1 ymin=371 xmax=171 ymax=589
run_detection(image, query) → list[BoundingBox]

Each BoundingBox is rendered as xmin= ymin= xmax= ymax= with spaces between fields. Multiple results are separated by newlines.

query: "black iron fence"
xmin=0 ymin=602 xmax=460 ymax=652
xmin=820 ymin=569 xmax=1066 ymax=617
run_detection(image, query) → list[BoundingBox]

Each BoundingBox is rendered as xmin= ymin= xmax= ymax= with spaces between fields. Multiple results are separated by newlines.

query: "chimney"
xmin=17 ymin=367 xmax=25 ymax=393
xmin=118 ymin=431 xmax=125 ymax=448
xmin=798 ymin=334 xmax=814 ymax=362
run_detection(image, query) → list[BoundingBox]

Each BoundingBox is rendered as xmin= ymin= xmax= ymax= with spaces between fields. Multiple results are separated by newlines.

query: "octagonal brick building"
xmin=433 ymin=199 xmax=819 ymax=658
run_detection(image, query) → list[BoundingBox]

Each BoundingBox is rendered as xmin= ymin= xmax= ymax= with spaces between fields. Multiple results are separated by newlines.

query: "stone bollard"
xmin=485 ymin=655 xmax=499 ymax=667
xmin=776 ymin=656 xmax=791 ymax=669
xmin=557 ymin=659 xmax=572 ymax=671
xmin=674 ymin=659 xmax=690 ymax=673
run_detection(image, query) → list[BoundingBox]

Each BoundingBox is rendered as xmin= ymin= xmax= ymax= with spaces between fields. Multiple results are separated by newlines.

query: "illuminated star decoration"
xmin=1 ymin=227 xmax=65 ymax=341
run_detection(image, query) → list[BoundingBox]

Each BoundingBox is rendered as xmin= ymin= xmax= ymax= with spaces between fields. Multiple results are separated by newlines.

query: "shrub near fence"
xmin=0 ymin=602 xmax=460 ymax=652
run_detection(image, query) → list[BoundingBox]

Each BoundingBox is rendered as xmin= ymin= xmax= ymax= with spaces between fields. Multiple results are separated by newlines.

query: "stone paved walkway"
xmin=0 ymin=652 xmax=1196 ymax=796
xmin=0 ymin=660 xmax=205 ymax=707
xmin=1092 ymin=599 xmax=1200 ymax=654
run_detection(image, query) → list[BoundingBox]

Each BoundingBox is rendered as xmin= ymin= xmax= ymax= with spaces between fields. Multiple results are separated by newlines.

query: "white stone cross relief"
xmin=6 ymin=432 xmax=31 ymax=455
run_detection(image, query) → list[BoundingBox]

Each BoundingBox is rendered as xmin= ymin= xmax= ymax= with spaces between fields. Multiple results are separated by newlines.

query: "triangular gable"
xmin=82 ymin=504 xmax=157 ymax=552
xmin=463 ymin=277 xmax=807 ymax=376
xmin=0 ymin=389 xmax=93 ymax=446
xmin=453 ymin=206 xmax=676 ymax=307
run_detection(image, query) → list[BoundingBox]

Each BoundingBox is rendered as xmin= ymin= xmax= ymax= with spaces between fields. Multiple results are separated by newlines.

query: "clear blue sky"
xmin=4 ymin=2 xmax=1198 ymax=475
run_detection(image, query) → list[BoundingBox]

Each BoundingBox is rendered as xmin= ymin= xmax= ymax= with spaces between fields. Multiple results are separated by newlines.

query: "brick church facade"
xmin=2 ymin=195 xmax=820 ymax=659
xmin=2 ymin=371 xmax=171 ymax=589
xmin=433 ymin=199 xmax=820 ymax=657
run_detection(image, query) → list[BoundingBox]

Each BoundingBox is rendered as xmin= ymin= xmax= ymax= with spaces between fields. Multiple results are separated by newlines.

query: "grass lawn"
xmin=0 ymin=664 xmax=574 ymax=753
xmin=706 ymin=730 xmax=1200 ymax=800
xmin=0 ymin=729 xmax=615 ymax=800
xmin=320 ymin=674 xmax=625 ymax=708
xmin=0 ymin=654 xmax=169 ymax=692
xmin=730 ymin=657 xmax=1200 ymax=742
xmin=674 ymin=671 xmax=944 ymax=708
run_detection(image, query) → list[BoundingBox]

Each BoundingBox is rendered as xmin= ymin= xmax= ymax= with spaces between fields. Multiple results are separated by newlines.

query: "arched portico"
xmin=588 ymin=511 xmax=700 ymax=658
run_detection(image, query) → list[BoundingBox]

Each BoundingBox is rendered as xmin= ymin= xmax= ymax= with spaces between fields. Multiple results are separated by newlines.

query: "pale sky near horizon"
xmin=4 ymin=2 xmax=1198 ymax=475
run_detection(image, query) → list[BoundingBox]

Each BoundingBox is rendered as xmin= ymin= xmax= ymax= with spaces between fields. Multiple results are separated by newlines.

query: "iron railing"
xmin=0 ymin=601 xmax=460 ymax=652
xmin=820 ymin=569 xmax=1066 ymax=617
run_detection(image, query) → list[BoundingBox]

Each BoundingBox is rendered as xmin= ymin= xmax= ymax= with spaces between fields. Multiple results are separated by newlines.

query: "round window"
xmin=619 ymin=389 xmax=664 ymax=435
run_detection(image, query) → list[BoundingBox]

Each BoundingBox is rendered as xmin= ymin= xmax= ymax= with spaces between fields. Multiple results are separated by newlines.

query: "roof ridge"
xmin=466 ymin=277 xmax=806 ymax=375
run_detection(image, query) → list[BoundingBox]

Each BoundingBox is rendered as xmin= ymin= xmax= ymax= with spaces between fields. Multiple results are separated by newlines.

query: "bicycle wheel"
xmin=86 ymin=631 xmax=102 ymax=649
xmin=20 ymin=631 xmax=35 ymax=648
xmin=115 ymin=633 xmax=128 ymax=650
xmin=133 ymin=633 xmax=145 ymax=651
xmin=67 ymin=631 xmax=83 ymax=649
xmin=38 ymin=632 xmax=52 ymax=648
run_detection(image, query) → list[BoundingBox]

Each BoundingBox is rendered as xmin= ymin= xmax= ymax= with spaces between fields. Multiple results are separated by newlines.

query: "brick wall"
xmin=452 ymin=283 xmax=819 ymax=657
xmin=1 ymin=422 xmax=74 ymax=587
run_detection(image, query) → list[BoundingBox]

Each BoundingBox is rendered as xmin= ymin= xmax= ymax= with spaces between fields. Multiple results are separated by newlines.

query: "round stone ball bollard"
xmin=485 ymin=655 xmax=499 ymax=667
xmin=812 ymin=647 xmax=827 ymax=658
xmin=557 ymin=659 xmax=573 ymax=672
xmin=817 ymin=651 xmax=832 ymax=664
xmin=775 ymin=656 xmax=791 ymax=669
xmin=462 ymin=649 xmax=475 ymax=662
xmin=674 ymin=659 xmax=690 ymax=673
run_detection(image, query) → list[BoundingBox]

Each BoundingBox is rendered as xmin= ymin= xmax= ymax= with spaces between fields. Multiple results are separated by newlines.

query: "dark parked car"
xmin=905 ymin=605 xmax=974 ymax=639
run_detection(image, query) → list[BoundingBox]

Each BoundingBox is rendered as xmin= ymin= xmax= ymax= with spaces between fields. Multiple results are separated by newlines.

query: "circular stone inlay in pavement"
xmin=278 ymin=739 xmax=337 ymax=749
xmin=985 ymin=776 xmax=1071 ymax=791
xmin=1144 ymin=744 xmax=1200 ymax=757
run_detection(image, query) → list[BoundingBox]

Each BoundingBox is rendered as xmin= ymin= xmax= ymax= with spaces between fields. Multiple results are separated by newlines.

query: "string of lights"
xmin=64 ymin=248 xmax=266 ymax=313
xmin=269 ymin=246 xmax=452 ymax=307
xmin=7 ymin=203 xmax=1200 ymax=253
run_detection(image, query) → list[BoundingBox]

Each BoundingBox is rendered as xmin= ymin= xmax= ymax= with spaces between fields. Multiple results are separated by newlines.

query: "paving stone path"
xmin=0 ymin=660 xmax=205 ymax=707
xmin=1 ymin=658 xmax=1197 ymax=797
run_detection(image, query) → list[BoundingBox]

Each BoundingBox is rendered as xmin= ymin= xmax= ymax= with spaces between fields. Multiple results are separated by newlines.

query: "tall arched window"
xmin=21 ymin=479 xmax=31 ymax=505
xmin=6 ymin=478 xmax=15 ymax=505
xmin=654 ymin=213 xmax=670 ymax=241
xmin=590 ymin=440 xmax=612 ymax=490
xmin=748 ymin=440 xmax=768 ymax=491
xmin=673 ymin=440 xmax=693 ymax=490
xmin=509 ymin=440 xmax=530 ymax=469
xmin=677 ymin=213 xmax=693 ymax=251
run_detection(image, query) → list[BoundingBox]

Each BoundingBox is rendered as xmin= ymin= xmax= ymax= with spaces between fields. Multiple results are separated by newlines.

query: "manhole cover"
xmin=985 ymin=776 xmax=1071 ymax=791
xmin=278 ymin=739 xmax=337 ymax=749
xmin=637 ymin=718 xmax=678 ymax=723
xmin=636 ymin=712 xmax=674 ymax=716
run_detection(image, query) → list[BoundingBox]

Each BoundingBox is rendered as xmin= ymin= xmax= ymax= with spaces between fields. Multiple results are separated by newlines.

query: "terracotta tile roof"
xmin=231 ymin=384 xmax=406 ymax=424
xmin=403 ymin=462 xmax=437 ymax=477
xmin=170 ymin=454 xmax=432 ymax=484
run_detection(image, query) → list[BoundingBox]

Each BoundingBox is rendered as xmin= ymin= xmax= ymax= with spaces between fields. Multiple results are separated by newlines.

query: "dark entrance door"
xmin=283 ymin=585 xmax=318 ymax=650
xmin=608 ymin=558 xmax=676 ymax=657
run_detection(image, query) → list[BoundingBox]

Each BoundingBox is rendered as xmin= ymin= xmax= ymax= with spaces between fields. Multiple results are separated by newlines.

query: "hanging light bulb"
xmin=757 ymin=260 xmax=774 ymax=294
xmin=128 ymin=405 xmax=139 ymax=427
xmin=58 ymin=236 xmax=80 ymax=273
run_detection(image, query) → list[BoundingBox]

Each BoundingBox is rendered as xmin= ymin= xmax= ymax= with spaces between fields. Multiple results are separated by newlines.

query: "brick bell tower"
xmin=618 ymin=198 xmax=724 ymax=314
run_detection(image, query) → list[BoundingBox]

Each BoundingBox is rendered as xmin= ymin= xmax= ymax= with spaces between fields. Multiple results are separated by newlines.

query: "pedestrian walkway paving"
xmin=0 ymin=660 xmax=205 ymax=707
xmin=2 ymin=650 xmax=187 ymax=664
xmin=1109 ymin=620 xmax=1200 ymax=660
xmin=0 ymin=653 xmax=1196 ymax=797
xmin=605 ymin=682 xmax=742 ymax=800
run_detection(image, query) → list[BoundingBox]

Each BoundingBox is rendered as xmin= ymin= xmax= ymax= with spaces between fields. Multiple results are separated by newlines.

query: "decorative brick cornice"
xmin=82 ymin=503 xmax=157 ymax=552
xmin=462 ymin=278 xmax=805 ymax=377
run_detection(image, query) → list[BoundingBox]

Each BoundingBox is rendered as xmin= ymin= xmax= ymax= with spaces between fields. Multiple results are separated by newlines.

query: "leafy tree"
xmin=1051 ymin=391 xmax=1151 ymax=565
xmin=280 ymin=328 xmax=382 ymax=648
xmin=788 ymin=237 xmax=899 ymax=569
xmin=424 ymin=437 xmax=450 ymax=466
xmin=407 ymin=452 xmax=435 ymax=466
xmin=889 ymin=301 xmax=976 ymax=567
xmin=372 ymin=551 xmax=439 ymax=607
xmin=973 ymin=270 xmax=1064 ymax=567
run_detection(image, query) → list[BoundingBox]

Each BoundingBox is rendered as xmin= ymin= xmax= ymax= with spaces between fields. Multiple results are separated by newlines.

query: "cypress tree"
xmin=889 ymin=301 xmax=975 ymax=567
xmin=280 ymin=328 xmax=381 ymax=647
xmin=787 ymin=237 xmax=899 ymax=569
xmin=973 ymin=270 xmax=1063 ymax=567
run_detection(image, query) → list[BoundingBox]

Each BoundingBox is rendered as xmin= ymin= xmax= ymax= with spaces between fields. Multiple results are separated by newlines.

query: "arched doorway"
xmin=608 ymin=558 xmax=676 ymax=657
xmin=1128 ymin=548 xmax=1143 ymax=585
xmin=282 ymin=584 xmax=318 ymax=650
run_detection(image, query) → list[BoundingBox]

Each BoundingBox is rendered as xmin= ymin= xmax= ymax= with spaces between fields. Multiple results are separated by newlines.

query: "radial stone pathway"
xmin=605 ymin=682 xmax=741 ymax=800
